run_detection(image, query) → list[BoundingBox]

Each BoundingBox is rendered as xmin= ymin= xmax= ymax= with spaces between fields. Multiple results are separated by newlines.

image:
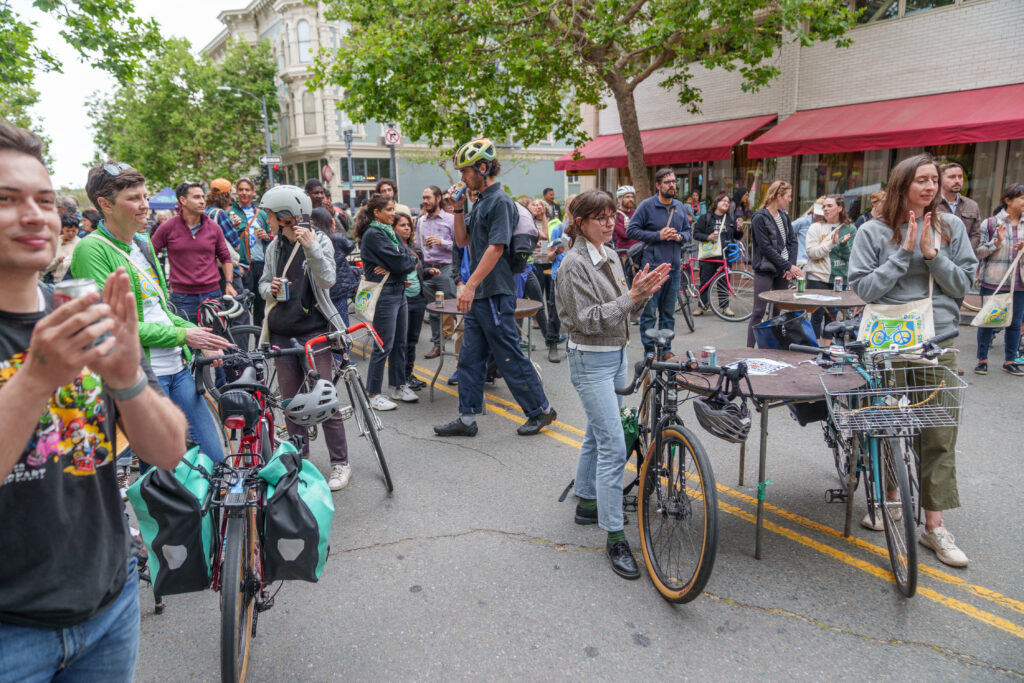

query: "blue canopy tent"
xmin=148 ymin=187 xmax=177 ymax=211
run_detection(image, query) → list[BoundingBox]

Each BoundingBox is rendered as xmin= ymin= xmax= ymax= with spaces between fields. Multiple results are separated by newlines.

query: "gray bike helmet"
xmin=616 ymin=185 xmax=636 ymax=199
xmin=259 ymin=184 xmax=313 ymax=219
xmin=693 ymin=395 xmax=751 ymax=444
xmin=284 ymin=379 xmax=341 ymax=426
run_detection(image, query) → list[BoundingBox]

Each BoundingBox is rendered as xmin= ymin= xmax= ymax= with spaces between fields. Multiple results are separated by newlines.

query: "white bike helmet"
xmin=616 ymin=185 xmax=636 ymax=199
xmin=284 ymin=379 xmax=341 ymax=426
xmin=259 ymin=184 xmax=313 ymax=219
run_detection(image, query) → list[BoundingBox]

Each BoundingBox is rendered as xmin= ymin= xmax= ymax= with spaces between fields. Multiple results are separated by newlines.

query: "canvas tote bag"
xmin=971 ymin=245 xmax=1024 ymax=329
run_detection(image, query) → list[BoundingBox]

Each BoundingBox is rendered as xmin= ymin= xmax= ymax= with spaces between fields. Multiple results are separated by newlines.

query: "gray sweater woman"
xmin=258 ymin=229 xmax=346 ymax=336
xmin=848 ymin=215 xmax=977 ymax=336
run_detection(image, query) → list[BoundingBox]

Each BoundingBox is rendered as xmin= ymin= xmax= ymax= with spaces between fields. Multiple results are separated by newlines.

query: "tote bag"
xmin=971 ymin=247 xmax=1024 ymax=329
xmin=698 ymin=215 xmax=724 ymax=259
xmin=353 ymin=271 xmax=388 ymax=321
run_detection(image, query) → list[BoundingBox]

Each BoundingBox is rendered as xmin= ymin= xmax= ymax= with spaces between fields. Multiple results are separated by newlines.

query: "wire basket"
xmin=821 ymin=364 xmax=966 ymax=434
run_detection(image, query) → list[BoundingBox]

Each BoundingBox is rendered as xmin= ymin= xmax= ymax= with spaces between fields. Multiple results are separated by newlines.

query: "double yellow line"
xmin=400 ymin=356 xmax=1024 ymax=640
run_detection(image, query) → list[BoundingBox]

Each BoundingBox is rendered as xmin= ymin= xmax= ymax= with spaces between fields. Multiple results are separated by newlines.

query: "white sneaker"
xmin=388 ymin=385 xmax=419 ymax=403
xmin=369 ymin=394 xmax=398 ymax=411
xmin=723 ymin=307 xmax=736 ymax=317
xmin=328 ymin=463 xmax=352 ymax=491
xmin=919 ymin=526 xmax=968 ymax=567
xmin=861 ymin=504 xmax=902 ymax=531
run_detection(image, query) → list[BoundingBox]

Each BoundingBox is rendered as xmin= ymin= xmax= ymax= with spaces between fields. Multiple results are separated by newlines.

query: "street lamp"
xmin=218 ymin=85 xmax=275 ymax=188
xmin=342 ymin=122 xmax=355 ymax=206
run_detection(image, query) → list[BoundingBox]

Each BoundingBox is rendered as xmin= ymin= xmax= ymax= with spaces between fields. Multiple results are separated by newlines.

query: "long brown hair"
xmin=880 ymin=153 xmax=949 ymax=244
xmin=353 ymin=194 xmax=393 ymax=240
xmin=567 ymin=189 xmax=615 ymax=246
xmin=759 ymin=181 xmax=791 ymax=209
xmin=824 ymin=194 xmax=851 ymax=225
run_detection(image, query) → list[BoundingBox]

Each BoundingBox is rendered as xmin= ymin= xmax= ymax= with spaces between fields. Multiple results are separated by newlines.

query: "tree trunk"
xmin=606 ymin=76 xmax=651 ymax=201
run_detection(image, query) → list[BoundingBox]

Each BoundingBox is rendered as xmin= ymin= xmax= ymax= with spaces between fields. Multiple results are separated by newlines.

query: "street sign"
xmin=383 ymin=128 xmax=401 ymax=146
xmin=259 ymin=155 xmax=282 ymax=165
xmin=352 ymin=175 xmax=365 ymax=182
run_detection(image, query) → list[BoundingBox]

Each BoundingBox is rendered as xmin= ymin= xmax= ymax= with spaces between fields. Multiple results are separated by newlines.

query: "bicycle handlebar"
xmin=788 ymin=329 xmax=960 ymax=363
xmin=615 ymin=350 xmax=743 ymax=395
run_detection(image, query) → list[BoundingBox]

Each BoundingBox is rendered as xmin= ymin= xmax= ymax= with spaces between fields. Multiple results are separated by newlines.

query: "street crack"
xmin=328 ymin=527 xmax=604 ymax=557
xmin=383 ymin=424 xmax=510 ymax=469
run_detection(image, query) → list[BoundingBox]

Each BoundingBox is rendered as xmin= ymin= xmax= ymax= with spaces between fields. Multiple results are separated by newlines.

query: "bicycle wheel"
xmin=708 ymin=269 xmax=755 ymax=322
xmin=638 ymin=426 xmax=718 ymax=603
xmin=826 ymin=423 xmax=859 ymax=490
xmin=878 ymin=437 xmax=917 ymax=597
xmin=676 ymin=271 xmax=695 ymax=332
xmin=220 ymin=513 xmax=256 ymax=683
xmin=346 ymin=371 xmax=393 ymax=492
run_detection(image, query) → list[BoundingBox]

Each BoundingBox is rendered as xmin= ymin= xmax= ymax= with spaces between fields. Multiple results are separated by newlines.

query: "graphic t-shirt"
xmin=0 ymin=290 xmax=160 ymax=628
xmin=240 ymin=205 xmax=265 ymax=262
xmin=128 ymin=241 xmax=184 ymax=377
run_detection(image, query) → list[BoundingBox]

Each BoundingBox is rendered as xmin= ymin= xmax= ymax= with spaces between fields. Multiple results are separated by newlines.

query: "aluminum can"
xmin=275 ymin=277 xmax=290 ymax=302
xmin=53 ymin=279 xmax=110 ymax=348
xmin=449 ymin=181 xmax=467 ymax=202
xmin=796 ymin=277 xmax=806 ymax=293
xmin=701 ymin=346 xmax=717 ymax=367
xmin=435 ymin=290 xmax=445 ymax=306
xmin=833 ymin=276 xmax=844 ymax=291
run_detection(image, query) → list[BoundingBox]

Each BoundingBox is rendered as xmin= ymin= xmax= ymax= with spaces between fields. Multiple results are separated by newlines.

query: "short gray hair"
xmin=58 ymin=195 xmax=80 ymax=214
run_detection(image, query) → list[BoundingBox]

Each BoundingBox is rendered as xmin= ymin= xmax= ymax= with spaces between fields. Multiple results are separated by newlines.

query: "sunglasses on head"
xmin=103 ymin=162 xmax=132 ymax=176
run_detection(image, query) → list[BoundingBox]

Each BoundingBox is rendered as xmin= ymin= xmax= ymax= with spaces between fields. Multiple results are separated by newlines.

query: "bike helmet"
xmin=723 ymin=241 xmax=742 ymax=264
xmin=616 ymin=185 xmax=636 ymax=199
xmin=284 ymin=379 xmax=341 ymax=426
xmin=259 ymin=184 xmax=312 ymax=219
xmin=693 ymin=394 xmax=751 ymax=444
xmin=454 ymin=138 xmax=497 ymax=170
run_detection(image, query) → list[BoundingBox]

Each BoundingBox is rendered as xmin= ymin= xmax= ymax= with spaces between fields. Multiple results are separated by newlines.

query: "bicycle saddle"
xmin=824 ymin=319 xmax=860 ymax=337
xmin=644 ymin=329 xmax=675 ymax=347
xmin=222 ymin=366 xmax=261 ymax=390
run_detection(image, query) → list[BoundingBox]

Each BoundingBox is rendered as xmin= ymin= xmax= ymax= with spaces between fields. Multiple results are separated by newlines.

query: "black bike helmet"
xmin=693 ymin=395 xmax=751 ymax=444
xmin=284 ymin=379 xmax=341 ymax=426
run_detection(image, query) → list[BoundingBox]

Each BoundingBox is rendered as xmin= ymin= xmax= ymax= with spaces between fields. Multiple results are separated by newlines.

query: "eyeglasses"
xmin=103 ymin=162 xmax=131 ymax=176
xmin=587 ymin=214 xmax=616 ymax=224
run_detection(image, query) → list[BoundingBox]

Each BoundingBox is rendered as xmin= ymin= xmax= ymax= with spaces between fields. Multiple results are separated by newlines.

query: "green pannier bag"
xmin=621 ymin=407 xmax=640 ymax=455
xmin=126 ymin=447 xmax=216 ymax=596
xmin=258 ymin=440 xmax=335 ymax=582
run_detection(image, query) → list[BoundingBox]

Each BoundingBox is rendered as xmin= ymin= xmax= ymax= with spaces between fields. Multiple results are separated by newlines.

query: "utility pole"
xmin=218 ymin=86 xmax=275 ymax=187
xmin=343 ymin=123 xmax=355 ymax=207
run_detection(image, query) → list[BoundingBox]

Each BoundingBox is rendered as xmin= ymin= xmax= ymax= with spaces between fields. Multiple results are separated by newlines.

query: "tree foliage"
xmin=89 ymin=38 xmax=280 ymax=190
xmin=312 ymin=0 xmax=856 ymax=198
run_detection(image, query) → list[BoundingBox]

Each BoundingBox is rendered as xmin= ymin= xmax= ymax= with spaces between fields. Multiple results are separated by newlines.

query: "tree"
xmin=89 ymin=38 xmax=280 ymax=190
xmin=311 ymin=0 xmax=856 ymax=199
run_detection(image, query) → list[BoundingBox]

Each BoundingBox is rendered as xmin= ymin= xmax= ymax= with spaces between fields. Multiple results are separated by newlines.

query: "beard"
xmin=658 ymin=186 xmax=677 ymax=200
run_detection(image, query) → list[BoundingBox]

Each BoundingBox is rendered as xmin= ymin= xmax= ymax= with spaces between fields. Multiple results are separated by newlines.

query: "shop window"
xmin=296 ymin=20 xmax=312 ymax=63
xmin=1004 ymin=140 xmax=1024 ymax=205
xmin=854 ymin=0 xmax=898 ymax=24
xmin=302 ymin=92 xmax=317 ymax=135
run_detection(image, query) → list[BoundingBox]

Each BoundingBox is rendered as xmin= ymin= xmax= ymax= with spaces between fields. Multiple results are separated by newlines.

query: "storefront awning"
xmin=554 ymin=114 xmax=777 ymax=171
xmin=748 ymin=84 xmax=1024 ymax=159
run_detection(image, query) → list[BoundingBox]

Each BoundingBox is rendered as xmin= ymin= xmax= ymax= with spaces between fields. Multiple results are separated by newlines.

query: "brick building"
xmin=558 ymin=0 xmax=1024 ymax=218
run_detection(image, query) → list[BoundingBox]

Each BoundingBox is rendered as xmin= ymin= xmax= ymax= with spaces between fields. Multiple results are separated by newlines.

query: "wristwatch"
xmin=106 ymin=370 xmax=148 ymax=402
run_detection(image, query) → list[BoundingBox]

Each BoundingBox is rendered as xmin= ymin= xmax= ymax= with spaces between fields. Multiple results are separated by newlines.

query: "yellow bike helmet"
xmin=454 ymin=138 xmax=497 ymax=170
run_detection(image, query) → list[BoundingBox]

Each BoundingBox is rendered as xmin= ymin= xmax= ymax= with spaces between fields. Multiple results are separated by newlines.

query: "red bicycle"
xmin=676 ymin=242 xmax=755 ymax=329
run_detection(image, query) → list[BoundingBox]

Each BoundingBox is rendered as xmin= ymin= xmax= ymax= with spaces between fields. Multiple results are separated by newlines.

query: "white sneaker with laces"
xmin=860 ymin=504 xmax=901 ymax=531
xmin=369 ymin=394 xmax=398 ymax=411
xmin=389 ymin=385 xmax=419 ymax=403
xmin=328 ymin=463 xmax=352 ymax=491
xmin=919 ymin=526 xmax=968 ymax=567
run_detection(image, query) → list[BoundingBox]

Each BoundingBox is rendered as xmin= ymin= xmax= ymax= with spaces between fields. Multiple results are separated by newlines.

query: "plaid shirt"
xmin=976 ymin=210 xmax=1024 ymax=292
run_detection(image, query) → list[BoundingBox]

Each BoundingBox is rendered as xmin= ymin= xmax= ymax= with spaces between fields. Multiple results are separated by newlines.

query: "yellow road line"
xmin=366 ymin=343 xmax=1024 ymax=632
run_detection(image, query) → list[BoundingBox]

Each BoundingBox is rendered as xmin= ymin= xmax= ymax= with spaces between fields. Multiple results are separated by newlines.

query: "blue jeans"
xmin=169 ymin=288 xmax=222 ymax=324
xmin=160 ymin=367 xmax=224 ymax=462
xmin=0 ymin=558 xmax=139 ymax=682
xmin=977 ymin=287 xmax=1024 ymax=362
xmin=640 ymin=266 xmax=680 ymax=353
xmin=366 ymin=283 xmax=409 ymax=395
xmin=568 ymin=347 xmax=628 ymax=533
xmin=458 ymin=294 xmax=549 ymax=417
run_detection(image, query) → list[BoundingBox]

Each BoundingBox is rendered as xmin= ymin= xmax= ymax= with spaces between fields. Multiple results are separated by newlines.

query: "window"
xmin=305 ymin=160 xmax=319 ymax=182
xmin=296 ymin=20 xmax=312 ymax=63
xmin=302 ymin=92 xmax=317 ymax=135
xmin=855 ymin=0 xmax=898 ymax=24
xmin=903 ymin=0 xmax=955 ymax=16
xmin=339 ymin=158 xmax=394 ymax=183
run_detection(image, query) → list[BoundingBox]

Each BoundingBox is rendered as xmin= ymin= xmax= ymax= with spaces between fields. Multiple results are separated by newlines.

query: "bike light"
xmin=223 ymin=416 xmax=246 ymax=430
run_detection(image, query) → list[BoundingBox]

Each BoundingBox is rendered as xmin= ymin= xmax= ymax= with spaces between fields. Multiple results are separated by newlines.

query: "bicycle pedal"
xmin=825 ymin=488 xmax=848 ymax=503
xmin=623 ymin=495 xmax=638 ymax=512
xmin=338 ymin=405 xmax=354 ymax=421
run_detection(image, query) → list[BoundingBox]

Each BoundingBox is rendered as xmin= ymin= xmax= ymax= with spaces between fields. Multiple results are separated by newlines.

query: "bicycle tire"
xmin=708 ymin=269 xmax=755 ymax=322
xmin=677 ymin=271 xmax=695 ymax=332
xmin=638 ymin=426 xmax=718 ymax=603
xmin=347 ymin=371 xmax=393 ymax=493
xmin=220 ymin=513 xmax=256 ymax=683
xmin=879 ymin=437 xmax=918 ymax=597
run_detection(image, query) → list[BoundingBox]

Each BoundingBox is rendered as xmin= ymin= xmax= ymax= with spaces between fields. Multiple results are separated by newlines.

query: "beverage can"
xmin=833 ymin=276 xmax=844 ymax=291
xmin=435 ymin=290 xmax=445 ymax=306
xmin=53 ymin=279 xmax=110 ymax=349
xmin=449 ymin=182 xmax=467 ymax=202
xmin=796 ymin=277 xmax=806 ymax=293
xmin=701 ymin=346 xmax=717 ymax=367
xmin=276 ymin=277 xmax=290 ymax=302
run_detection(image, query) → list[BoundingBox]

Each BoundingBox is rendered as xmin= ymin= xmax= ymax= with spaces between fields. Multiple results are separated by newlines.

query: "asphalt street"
xmin=135 ymin=309 xmax=1024 ymax=681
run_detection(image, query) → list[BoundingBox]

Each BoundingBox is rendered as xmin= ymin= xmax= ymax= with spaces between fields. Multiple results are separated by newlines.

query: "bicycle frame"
xmin=680 ymin=251 xmax=747 ymax=298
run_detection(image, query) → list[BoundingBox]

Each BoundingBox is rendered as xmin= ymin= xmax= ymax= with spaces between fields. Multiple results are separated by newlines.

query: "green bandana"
xmin=370 ymin=220 xmax=400 ymax=248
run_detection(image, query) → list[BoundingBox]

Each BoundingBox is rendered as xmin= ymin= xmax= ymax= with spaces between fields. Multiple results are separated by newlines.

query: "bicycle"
xmin=613 ymin=329 xmax=723 ymax=603
xmin=789 ymin=323 xmax=965 ymax=597
xmin=677 ymin=242 xmax=755 ymax=325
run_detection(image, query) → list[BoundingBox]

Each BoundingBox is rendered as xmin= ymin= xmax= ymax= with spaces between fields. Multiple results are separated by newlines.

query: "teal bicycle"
xmin=790 ymin=321 xmax=966 ymax=597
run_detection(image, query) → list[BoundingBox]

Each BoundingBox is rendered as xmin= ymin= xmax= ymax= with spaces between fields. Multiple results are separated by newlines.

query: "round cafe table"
xmin=758 ymin=287 xmax=864 ymax=317
xmin=675 ymin=348 xmax=865 ymax=559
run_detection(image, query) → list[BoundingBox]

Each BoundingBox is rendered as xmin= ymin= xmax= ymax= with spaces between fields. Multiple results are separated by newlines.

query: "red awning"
xmin=554 ymin=114 xmax=777 ymax=171
xmin=748 ymin=84 xmax=1024 ymax=159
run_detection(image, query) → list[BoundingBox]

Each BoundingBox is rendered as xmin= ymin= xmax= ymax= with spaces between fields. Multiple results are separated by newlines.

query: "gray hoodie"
xmin=848 ymin=215 xmax=977 ymax=337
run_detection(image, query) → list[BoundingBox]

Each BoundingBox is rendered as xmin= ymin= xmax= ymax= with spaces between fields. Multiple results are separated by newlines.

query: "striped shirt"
xmin=773 ymin=212 xmax=789 ymax=261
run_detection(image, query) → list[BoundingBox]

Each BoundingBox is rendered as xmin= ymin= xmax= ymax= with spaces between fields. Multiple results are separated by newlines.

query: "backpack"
xmin=511 ymin=202 xmax=540 ymax=274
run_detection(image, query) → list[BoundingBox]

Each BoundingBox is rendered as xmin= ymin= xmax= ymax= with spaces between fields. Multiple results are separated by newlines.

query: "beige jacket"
xmin=804 ymin=222 xmax=836 ymax=283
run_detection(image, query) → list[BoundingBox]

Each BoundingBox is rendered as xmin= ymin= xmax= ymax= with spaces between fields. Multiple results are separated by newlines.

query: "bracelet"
xmin=106 ymin=370 xmax=148 ymax=402
xmin=452 ymin=209 xmax=464 ymax=214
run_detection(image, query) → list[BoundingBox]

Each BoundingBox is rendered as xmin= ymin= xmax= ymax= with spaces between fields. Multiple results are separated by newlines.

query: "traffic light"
xmin=272 ymin=163 xmax=281 ymax=184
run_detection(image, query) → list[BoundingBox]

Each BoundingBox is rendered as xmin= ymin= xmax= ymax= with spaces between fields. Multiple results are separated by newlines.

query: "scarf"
xmin=371 ymin=220 xmax=400 ymax=248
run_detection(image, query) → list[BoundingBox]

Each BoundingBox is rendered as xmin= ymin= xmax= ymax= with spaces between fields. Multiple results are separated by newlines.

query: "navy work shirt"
xmin=626 ymin=195 xmax=691 ymax=269
xmin=466 ymin=182 xmax=516 ymax=299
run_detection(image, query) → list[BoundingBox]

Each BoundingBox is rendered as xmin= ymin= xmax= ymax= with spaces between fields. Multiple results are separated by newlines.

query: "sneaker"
xmin=517 ymin=408 xmax=557 ymax=436
xmin=860 ymin=504 xmax=902 ymax=532
xmin=369 ymin=395 xmax=398 ymax=411
xmin=388 ymin=385 xmax=419 ymax=403
xmin=919 ymin=526 xmax=968 ymax=567
xmin=723 ymin=307 xmax=736 ymax=317
xmin=433 ymin=417 xmax=478 ymax=437
xmin=1003 ymin=362 xmax=1024 ymax=376
xmin=407 ymin=376 xmax=426 ymax=390
xmin=328 ymin=463 xmax=352 ymax=491
xmin=974 ymin=361 xmax=988 ymax=375
xmin=693 ymin=307 xmax=704 ymax=316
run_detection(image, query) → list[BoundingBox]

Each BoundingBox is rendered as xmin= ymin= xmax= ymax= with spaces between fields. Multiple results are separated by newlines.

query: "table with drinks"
xmin=758 ymin=286 xmax=865 ymax=317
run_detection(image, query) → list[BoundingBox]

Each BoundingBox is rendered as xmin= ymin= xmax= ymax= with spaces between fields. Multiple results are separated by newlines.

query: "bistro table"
xmin=423 ymin=298 xmax=544 ymax=402
xmin=675 ymin=348 xmax=865 ymax=559
xmin=759 ymin=287 xmax=864 ymax=319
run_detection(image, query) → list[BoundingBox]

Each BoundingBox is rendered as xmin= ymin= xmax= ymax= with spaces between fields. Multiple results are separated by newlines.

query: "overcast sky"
xmin=15 ymin=0 xmax=241 ymax=188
